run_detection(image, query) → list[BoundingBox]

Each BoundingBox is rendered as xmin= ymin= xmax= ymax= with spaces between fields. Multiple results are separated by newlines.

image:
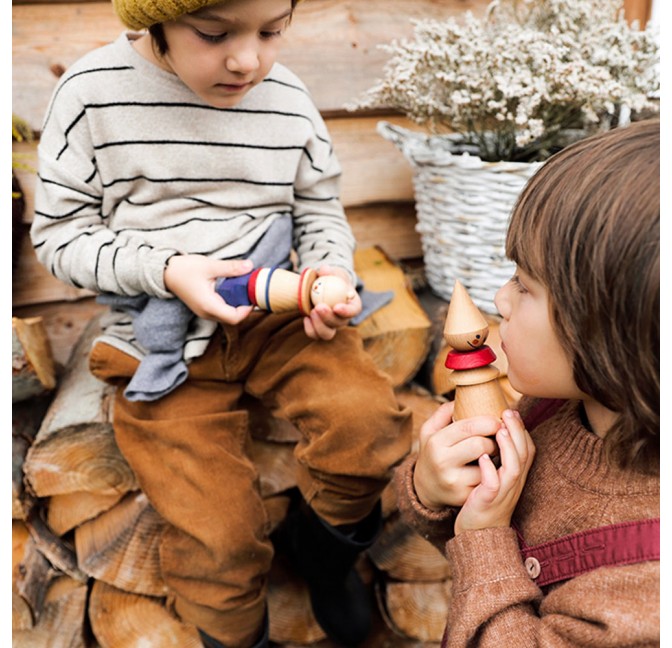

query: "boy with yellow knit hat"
xmin=31 ymin=1 xmax=412 ymax=646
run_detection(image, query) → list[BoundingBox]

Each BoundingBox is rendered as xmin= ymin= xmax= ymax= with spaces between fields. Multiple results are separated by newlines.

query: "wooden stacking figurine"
xmin=215 ymin=267 xmax=356 ymax=315
xmin=444 ymin=280 xmax=509 ymax=420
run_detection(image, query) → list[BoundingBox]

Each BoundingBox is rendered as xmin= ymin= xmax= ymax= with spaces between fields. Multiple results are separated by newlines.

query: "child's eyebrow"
xmin=190 ymin=8 xmax=293 ymax=24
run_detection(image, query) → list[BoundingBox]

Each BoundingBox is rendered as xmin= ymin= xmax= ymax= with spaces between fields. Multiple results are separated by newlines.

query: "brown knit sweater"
xmin=395 ymin=398 xmax=659 ymax=647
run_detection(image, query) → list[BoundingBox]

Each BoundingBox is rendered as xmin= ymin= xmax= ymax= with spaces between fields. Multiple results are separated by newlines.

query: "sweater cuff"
xmin=396 ymin=455 xmax=456 ymax=522
xmin=446 ymin=527 xmax=531 ymax=594
xmin=141 ymin=248 xmax=181 ymax=299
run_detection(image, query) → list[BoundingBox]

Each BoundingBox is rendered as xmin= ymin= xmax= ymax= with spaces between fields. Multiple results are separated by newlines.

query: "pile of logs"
xmin=12 ymin=249 xmax=518 ymax=647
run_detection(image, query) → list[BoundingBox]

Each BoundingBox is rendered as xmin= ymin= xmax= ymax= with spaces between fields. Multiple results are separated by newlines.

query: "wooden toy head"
xmin=310 ymin=276 xmax=356 ymax=308
xmin=443 ymin=280 xmax=489 ymax=351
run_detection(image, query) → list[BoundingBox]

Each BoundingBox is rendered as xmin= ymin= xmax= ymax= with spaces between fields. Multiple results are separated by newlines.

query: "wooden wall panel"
xmin=623 ymin=0 xmax=652 ymax=25
xmin=12 ymin=0 xmax=489 ymax=131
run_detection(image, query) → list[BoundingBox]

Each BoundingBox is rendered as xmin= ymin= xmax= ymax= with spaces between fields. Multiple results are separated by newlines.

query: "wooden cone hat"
xmin=443 ymin=280 xmax=490 ymax=351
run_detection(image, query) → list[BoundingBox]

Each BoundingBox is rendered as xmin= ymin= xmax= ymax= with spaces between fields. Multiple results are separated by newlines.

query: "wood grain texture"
xmin=12 ymin=0 xmax=490 ymax=130
xmin=369 ymin=514 xmax=451 ymax=582
xmin=356 ymin=247 xmax=432 ymax=386
xmin=88 ymin=581 xmax=202 ymax=648
xmin=379 ymin=579 xmax=453 ymax=643
xmin=75 ymin=491 xmax=168 ymax=596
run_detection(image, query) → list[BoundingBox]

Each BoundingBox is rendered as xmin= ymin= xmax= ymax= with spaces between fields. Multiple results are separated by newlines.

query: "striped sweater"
xmin=31 ymin=32 xmax=356 ymax=362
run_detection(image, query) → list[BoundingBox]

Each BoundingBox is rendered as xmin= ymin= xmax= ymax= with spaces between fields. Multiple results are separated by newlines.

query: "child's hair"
xmin=505 ymin=120 xmax=659 ymax=474
xmin=148 ymin=0 xmax=300 ymax=56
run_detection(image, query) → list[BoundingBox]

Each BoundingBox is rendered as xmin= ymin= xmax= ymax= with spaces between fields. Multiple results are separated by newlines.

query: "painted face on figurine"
xmin=445 ymin=326 xmax=489 ymax=351
xmin=443 ymin=280 xmax=490 ymax=351
xmin=310 ymin=276 xmax=355 ymax=307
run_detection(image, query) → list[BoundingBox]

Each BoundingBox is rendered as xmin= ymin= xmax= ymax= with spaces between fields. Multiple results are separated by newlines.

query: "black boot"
xmin=279 ymin=498 xmax=382 ymax=647
xmin=198 ymin=610 xmax=269 ymax=648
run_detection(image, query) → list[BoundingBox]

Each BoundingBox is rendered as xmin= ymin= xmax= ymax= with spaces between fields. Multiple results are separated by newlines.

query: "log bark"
xmin=12 ymin=297 xmax=107 ymax=369
xmin=13 ymin=592 xmax=34 ymax=633
xmin=13 ymin=576 xmax=89 ymax=648
xmin=13 ymin=434 xmax=35 ymax=520
xmin=250 ymin=439 xmax=300 ymax=498
xmin=25 ymin=507 xmax=88 ymax=583
xmin=12 ymin=316 xmax=57 ymax=402
xmin=14 ymin=533 xmax=59 ymax=624
xmin=13 ymin=396 xmax=52 ymax=520
xmin=12 ymin=521 xmax=35 ymax=630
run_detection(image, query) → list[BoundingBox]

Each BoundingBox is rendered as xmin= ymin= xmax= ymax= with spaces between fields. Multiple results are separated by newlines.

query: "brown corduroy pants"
xmin=89 ymin=310 xmax=412 ymax=647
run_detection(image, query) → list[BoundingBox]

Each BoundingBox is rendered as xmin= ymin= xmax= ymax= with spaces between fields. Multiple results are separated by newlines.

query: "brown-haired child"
xmin=396 ymin=119 xmax=660 ymax=646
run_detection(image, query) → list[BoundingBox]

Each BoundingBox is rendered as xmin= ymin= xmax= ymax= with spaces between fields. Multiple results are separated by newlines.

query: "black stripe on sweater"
xmin=56 ymin=101 xmax=330 ymax=157
xmin=102 ymin=175 xmax=295 ymax=189
xmin=93 ymin=140 xmax=325 ymax=173
xmin=42 ymin=66 xmax=135 ymax=131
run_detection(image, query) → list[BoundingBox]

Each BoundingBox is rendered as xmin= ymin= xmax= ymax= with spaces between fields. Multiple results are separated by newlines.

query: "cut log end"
xmin=12 ymin=316 xmax=57 ymax=402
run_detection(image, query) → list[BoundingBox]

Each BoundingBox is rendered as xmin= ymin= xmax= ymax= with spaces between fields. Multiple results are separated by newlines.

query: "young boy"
xmin=31 ymin=1 xmax=413 ymax=646
xmin=395 ymin=120 xmax=659 ymax=646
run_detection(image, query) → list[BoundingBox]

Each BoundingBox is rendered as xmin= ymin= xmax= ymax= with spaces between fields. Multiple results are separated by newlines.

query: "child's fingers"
xmin=419 ymin=411 xmax=500 ymax=448
xmin=460 ymin=464 xmax=489 ymax=488
xmin=502 ymin=410 xmax=528 ymax=458
xmin=223 ymin=304 xmax=255 ymax=324
xmin=495 ymin=425 xmax=523 ymax=487
xmin=303 ymin=315 xmax=319 ymax=340
xmin=431 ymin=434 xmax=498 ymax=468
xmin=212 ymin=258 xmax=254 ymax=278
xmin=418 ymin=402 xmax=455 ymax=441
xmin=472 ymin=453 xmax=500 ymax=505
xmin=502 ymin=410 xmax=535 ymax=471
xmin=332 ymin=293 xmax=362 ymax=319
xmin=305 ymin=309 xmax=337 ymax=340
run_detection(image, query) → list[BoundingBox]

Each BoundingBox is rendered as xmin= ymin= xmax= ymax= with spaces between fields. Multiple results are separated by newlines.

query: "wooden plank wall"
xmin=12 ymin=0 xmax=490 ymax=365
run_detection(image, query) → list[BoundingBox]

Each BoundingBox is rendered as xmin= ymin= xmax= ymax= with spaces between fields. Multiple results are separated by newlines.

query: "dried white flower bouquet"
xmin=351 ymin=0 xmax=659 ymax=162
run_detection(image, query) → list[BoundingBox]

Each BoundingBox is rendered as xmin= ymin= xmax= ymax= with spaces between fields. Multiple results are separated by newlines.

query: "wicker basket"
xmin=379 ymin=121 xmax=543 ymax=314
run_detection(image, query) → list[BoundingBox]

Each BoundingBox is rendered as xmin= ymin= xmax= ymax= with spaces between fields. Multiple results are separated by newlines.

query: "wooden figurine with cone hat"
xmin=444 ymin=279 xmax=509 ymax=420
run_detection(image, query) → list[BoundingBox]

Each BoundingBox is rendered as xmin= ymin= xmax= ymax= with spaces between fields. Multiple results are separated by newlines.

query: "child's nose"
xmin=227 ymin=41 xmax=260 ymax=74
xmin=494 ymin=283 xmax=509 ymax=319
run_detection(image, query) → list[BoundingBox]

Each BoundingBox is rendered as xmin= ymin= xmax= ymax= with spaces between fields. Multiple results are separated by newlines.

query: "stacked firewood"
xmin=12 ymin=250 xmax=518 ymax=647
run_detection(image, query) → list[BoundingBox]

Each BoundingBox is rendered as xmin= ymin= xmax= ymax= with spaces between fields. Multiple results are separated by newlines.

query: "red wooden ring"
xmin=445 ymin=345 xmax=497 ymax=370
xmin=247 ymin=268 xmax=262 ymax=307
xmin=297 ymin=268 xmax=314 ymax=316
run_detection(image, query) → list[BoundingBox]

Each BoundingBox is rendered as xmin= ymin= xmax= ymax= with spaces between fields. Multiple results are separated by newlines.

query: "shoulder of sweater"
xmin=261 ymin=63 xmax=323 ymax=117
xmin=44 ymin=32 xmax=135 ymax=117
xmin=58 ymin=32 xmax=132 ymax=81
xmin=266 ymin=62 xmax=310 ymax=94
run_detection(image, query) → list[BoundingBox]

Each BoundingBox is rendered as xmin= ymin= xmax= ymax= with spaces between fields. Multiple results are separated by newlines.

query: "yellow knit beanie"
xmin=113 ymin=0 xmax=301 ymax=31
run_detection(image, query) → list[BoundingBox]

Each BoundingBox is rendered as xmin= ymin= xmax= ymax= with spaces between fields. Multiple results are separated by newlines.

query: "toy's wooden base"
xmin=452 ymin=378 xmax=509 ymax=421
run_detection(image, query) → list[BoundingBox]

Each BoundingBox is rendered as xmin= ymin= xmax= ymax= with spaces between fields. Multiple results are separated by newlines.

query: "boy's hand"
xmin=454 ymin=409 xmax=535 ymax=535
xmin=164 ymin=254 xmax=254 ymax=325
xmin=413 ymin=401 xmax=500 ymax=511
xmin=303 ymin=266 xmax=362 ymax=341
